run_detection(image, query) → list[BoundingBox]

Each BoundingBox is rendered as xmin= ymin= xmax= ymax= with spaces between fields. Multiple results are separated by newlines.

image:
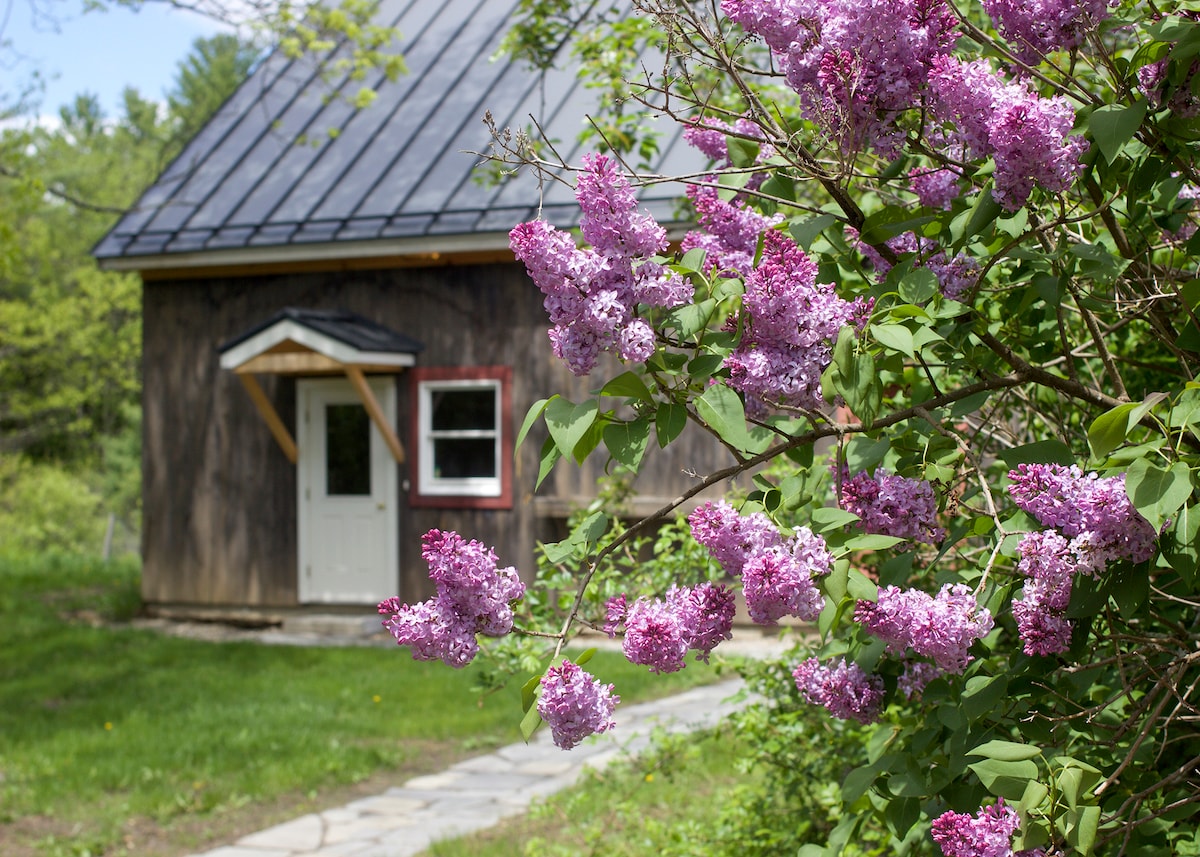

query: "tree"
xmin=379 ymin=2 xmax=1200 ymax=855
xmin=0 ymin=33 xmax=261 ymax=553
xmin=0 ymin=0 xmax=404 ymax=117
xmin=167 ymin=32 xmax=260 ymax=144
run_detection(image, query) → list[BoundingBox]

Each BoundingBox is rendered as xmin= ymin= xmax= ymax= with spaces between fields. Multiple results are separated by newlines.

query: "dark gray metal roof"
xmin=94 ymin=0 xmax=703 ymax=268
xmin=218 ymin=307 xmax=425 ymax=356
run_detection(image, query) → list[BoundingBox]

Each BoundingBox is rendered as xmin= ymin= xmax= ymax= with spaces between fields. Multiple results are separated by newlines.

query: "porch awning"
xmin=218 ymin=308 xmax=424 ymax=465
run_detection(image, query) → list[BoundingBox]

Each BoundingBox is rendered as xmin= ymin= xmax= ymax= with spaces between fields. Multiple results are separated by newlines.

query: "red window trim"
xmin=409 ymin=365 xmax=513 ymax=510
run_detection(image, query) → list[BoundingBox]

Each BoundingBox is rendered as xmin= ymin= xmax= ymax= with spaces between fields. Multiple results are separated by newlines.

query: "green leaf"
xmin=847 ymin=568 xmax=878 ymax=602
xmin=516 ymin=398 xmax=550 ymax=452
xmin=1088 ymin=392 xmax=1166 ymax=459
xmin=859 ymin=206 xmax=936 ymax=245
xmin=544 ymin=396 xmax=599 ymax=463
xmin=824 ymin=559 xmax=850 ymax=602
xmin=600 ymin=372 xmax=653 ymax=403
xmin=841 ymin=765 xmax=878 ymax=803
xmin=898 ymin=268 xmax=938 ymax=304
xmin=1064 ymin=805 xmax=1101 ymax=856
xmin=967 ymin=740 xmax=1043 ymax=762
xmin=843 ymin=534 xmax=906 ymax=551
xmin=603 ymin=416 xmax=651 ymax=470
xmin=519 ymin=698 xmax=543 ymax=742
xmin=1059 ymin=766 xmax=1084 ymax=809
xmin=520 ymin=673 xmax=542 ymax=713
xmin=574 ymin=647 xmax=597 ymax=667
xmin=726 ymin=136 xmax=760 ymax=168
xmin=536 ymin=436 xmax=561 ymax=489
xmin=1125 ymin=458 xmax=1193 ymax=530
xmin=962 ymin=674 xmax=1008 ymax=721
xmin=1089 ymin=99 xmax=1148 ymax=164
xmin=569 ymin=511 xmax=608 ymax=548
xmin=870 ymin=323 xmax=915 ymax=358
xmin=677 ymin=246 xmax=707 ymax=274
xmin=1088 ymin=403 xmax=1138 ymax=459
xmin=665 ymin=299 xmax=718 ymax=339
xmin=1018 ymin=779 xmax=1050 ymax=815
xmin=812 ymin=506 xmax=861 ymax=532
xmin=790 ymin=213 xmax=838 ymax=249
xmin=688 ymin=353 xmax=726 ymax=379
xmin=696 ymin=383 xmax=767 ymax=453
xmin=999 ymin=440 xmax=1076 ymax=468
xmin=885 ymin=796 xmax=920 ymax=838
xmin=968 ymin=758 xmax=1039 ymax=799
xmin=1165 ymin=502 xmax=1199 ymax=586
xmin=655 ymin=402 xmax=688 ymax=447
xmin=951 ymin=188 xmax=1003 ymax=247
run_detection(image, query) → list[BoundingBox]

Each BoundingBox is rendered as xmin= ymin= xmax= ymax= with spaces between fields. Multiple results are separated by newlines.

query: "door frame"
xmin=295 ymin=376 xmax=399 ymax=604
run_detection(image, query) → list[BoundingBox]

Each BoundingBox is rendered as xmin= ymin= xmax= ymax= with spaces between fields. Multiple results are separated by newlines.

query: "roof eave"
xmin=95 ymin=231 xmax=521 ymax=274
xmin=96 ymin=223 xmax=695 ymax=278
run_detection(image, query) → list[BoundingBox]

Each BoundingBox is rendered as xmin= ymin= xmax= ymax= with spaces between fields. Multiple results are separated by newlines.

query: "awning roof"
xmin=219 ymin=307 xmax=424 ymax=375
xmin=219 ymin=307 xmax=422 ymax=465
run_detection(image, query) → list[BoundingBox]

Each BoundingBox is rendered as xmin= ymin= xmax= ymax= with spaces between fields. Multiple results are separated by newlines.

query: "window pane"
xmin=326 ymin=404 xmax=371 ymax=495
xmin=432 ymin=438 xmax=496 ymax=479
xmin=430 ymin=388 xmax=495 ymax=431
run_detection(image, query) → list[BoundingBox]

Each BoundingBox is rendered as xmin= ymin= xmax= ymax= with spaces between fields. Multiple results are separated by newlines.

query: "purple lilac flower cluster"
xmin=682 ymin=116 xmax=775 ymax=187
xmin=689 ymin=500 xmax=832 ymax=625
xmin=1008 ymin=463 xmax=1158 ymax=566
xmin=899 ymin=660 xmax=943 ymax=700
xmin=855 ymin=583 xmax=995 ymax=673
xmin=509 ymin=153 xmax=692 ymax=376
xmin=1006 ymin=464 xmax=1157 ymax=655
xmin=932 ymin=799 xmax=1045 ymax=857
xmin=605 ymin=581 xmax=736 ymax=672
xmin=837 ymin=467 xmax=946 ymax=544
xmin=680 ymin=184 xmax=783 ymax=279
xmin=793 ymin=657 xmax=886 ymax=724
xmin=1011 ymin=530 xmax=1077 ymax=655
xmin=537 ymin=658 xmax=620 ymax=750
xmin=909 ymin=166 xmax=962 ymax=210
xmin=983 ymin=0 xmax=1109 ymax=64
xmin=1139 ymin=57 xmax=1200 ymax=118
xmin=853 ymin=229 xmax=980 ymax=302
xmin=724 ymin=229 xmax=871 ymax=410
xmin=723 ymin=0 xmax=958 ymax=156
xmin=379 ymin=530 xmax=525 ymax=668
xmin=928 ymin=55 xmax=1089 ymax=210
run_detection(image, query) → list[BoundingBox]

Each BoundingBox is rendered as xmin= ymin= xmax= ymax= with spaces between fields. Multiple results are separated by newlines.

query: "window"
xmin=411 ymin=366 xmax=512 ymax=508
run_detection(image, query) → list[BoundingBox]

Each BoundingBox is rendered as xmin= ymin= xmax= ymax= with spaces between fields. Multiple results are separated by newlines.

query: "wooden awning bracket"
xmin=344 ymin=365 xmax=406 ymax=465
xmin=238 ymin=373 xmax=299 ymax=463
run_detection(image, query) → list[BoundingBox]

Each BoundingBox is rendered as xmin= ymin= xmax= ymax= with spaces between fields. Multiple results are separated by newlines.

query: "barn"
xmin=93 ymin=0 xmax=726 ymax=620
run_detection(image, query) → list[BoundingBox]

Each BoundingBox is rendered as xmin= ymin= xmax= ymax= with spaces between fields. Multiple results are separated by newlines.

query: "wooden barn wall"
xmin=141 ymin=260 xmax=734 ymax=609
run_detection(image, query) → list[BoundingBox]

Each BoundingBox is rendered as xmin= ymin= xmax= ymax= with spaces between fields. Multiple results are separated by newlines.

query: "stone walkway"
xmin=190 ymin=678 xmax=751 ymax=857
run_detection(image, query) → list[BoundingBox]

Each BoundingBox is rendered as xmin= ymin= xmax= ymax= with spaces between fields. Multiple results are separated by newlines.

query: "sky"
xmin=2 ymin=0 xmax=230 ymax=119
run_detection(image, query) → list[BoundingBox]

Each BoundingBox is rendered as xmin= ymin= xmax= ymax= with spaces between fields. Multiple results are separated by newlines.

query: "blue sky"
xmin=4 ymin=0 xmax=229 ymax=118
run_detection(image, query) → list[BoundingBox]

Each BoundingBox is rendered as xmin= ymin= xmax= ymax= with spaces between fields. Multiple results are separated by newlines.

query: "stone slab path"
xmin=190 ymin=678 xmax=750 ymax=857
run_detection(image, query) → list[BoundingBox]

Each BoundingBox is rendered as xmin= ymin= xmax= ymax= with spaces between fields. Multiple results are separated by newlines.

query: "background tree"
xmin=0 ymin=33 xmax=258 ymax=554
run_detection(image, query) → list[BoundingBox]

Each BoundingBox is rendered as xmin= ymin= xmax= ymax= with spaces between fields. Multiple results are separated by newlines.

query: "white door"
xmin=297 ymin=377 xmax=398 ymax=603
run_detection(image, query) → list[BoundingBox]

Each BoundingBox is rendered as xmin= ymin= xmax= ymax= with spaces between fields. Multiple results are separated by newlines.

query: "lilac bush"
xmin=392 ymin=1 xmax=1200 ymax=852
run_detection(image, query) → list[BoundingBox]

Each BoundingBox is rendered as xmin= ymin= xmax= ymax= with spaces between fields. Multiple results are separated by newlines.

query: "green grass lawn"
xmin=0 ymin=555 xmax=725 ymax=857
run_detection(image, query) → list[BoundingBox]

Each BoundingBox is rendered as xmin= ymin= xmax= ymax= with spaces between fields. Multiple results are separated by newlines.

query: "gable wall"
xmin=142 ymin=260 xmax=733 ymax=611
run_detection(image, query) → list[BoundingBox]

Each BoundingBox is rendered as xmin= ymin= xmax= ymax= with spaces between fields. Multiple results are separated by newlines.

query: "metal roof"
xmin=93 ymin=0 xmax=703 ymax=269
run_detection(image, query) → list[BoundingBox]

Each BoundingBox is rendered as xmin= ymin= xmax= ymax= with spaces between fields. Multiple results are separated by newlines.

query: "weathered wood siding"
xmin=141 ymin=260 xmax=733 ymax=610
